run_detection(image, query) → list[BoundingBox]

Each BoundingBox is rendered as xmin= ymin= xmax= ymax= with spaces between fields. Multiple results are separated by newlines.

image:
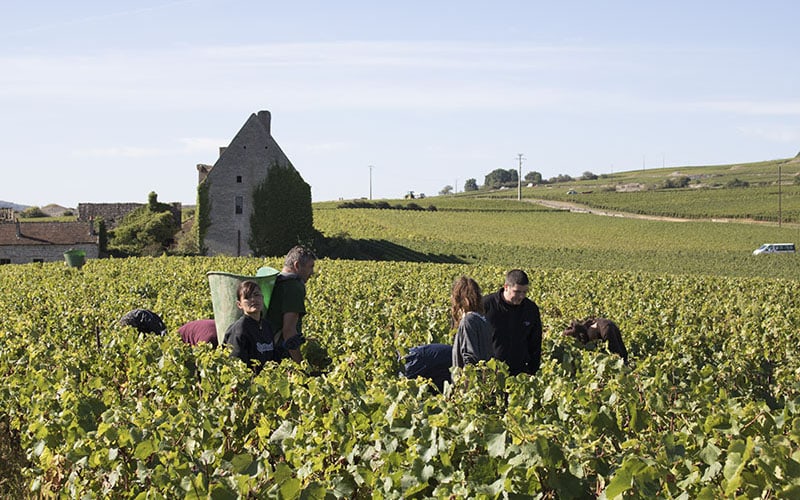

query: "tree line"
xmin=443 ymin=168 xmax=601 ymax=194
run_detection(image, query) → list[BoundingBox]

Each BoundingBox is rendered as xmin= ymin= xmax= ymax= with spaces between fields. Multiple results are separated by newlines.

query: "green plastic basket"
xmin=206 ymin=266 xmax=279 ymax=345
xmin=63 ymin=249 xmax=86 ymax=269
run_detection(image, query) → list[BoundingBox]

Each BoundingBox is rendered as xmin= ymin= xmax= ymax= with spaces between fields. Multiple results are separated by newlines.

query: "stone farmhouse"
xmin=0 ymin=200 xmax=182 ymax=265
xmin=0 ymin=216 xmax=99 ymax=265
xmin=197 ymin=110 xmax=307 ymax=256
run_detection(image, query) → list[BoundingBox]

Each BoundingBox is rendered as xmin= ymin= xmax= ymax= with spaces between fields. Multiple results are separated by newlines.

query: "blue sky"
xmin=2 ymin=0 xmax=799 ymax=207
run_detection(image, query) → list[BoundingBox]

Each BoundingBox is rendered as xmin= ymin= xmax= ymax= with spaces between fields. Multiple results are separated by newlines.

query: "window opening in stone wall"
xmin=235 ymin=196 xmax=243 ymax=215
xmin=0 ymin=258 xmax=10 ymax=265
xmin=33 ymin=258 xmax=44 ymax=263
xmin=236 ymin=175 xmax=242 ymax=183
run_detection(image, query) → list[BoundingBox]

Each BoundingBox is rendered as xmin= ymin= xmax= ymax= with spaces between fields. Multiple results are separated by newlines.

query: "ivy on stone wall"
xmin=94 ymin=217 xmax=107 ymax=256
xmin=249 ymin=161 xmax=314 ymax=257
xmin=194 ymin=180 xmax=211 ymax=254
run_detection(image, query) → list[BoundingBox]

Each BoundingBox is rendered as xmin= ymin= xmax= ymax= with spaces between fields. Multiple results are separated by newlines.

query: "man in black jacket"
xmin=482 ymin=269 xmax=542 ymax=375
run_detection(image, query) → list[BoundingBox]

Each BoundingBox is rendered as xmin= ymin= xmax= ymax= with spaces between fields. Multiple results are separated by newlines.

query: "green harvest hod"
xmin=206 ymin=266 xmax=280 ymax=345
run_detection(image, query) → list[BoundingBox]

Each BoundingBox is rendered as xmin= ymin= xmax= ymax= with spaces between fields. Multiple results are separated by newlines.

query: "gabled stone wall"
xmin=201 ymin=111 xmax=297 ymax=256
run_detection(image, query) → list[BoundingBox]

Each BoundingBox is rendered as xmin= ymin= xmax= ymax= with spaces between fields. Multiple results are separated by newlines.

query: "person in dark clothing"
xmin=266 ymin=245 xmax=316 ymax=363
xmin=401 ymin=343 xmax=452 ymax=392
xmin=223 ymin=280 xmax=275 ymax=374
xmin=119 ymin=308 xmax=168 ymax=336
xmin=563 ymin=317 xmax=628 ymax=364
xmin=178 ymin=319 xmax=218 ymax=347
xmin=482 ymin=269 xmax=543 ymax=376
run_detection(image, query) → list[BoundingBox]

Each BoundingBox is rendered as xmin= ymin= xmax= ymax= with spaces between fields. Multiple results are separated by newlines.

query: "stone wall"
xmin=78 ymin=203 xmax=182 ymax=228
xmin=78 ymin=203 xmax=141 ymax=228
xmin=0 ymin=243 xmax=99 ymax=265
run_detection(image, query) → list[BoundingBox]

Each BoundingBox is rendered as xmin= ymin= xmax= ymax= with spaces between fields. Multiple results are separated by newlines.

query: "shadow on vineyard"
xmin=0 ymin=417 xmax=27 ymax=497
xmin=317 ymin=234 xmax=466 ymax=263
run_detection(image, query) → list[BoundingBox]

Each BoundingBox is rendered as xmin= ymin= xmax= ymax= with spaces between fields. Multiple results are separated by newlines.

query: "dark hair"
xmin=504 ymin=269 xmax=529 ymax=287
xmin=284 ymin=245 xmax=317 ymax=269
xmin=450 ymin=276 xmax=483 ymax=325
xmin=237 ymin=280 xmax=262 ymax=301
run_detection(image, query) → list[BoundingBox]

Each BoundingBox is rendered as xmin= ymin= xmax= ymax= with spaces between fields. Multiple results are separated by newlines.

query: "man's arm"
xmin=281 ymin=312 xmax=303 ymax=362
xmin=528 ymin=307 xmax=543 ymax=374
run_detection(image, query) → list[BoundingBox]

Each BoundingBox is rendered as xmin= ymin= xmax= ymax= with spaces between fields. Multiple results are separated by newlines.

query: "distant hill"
xmin=437 ymin=156 xmax=800 ymax=224
xmin=0 ymin=201 xmax=76 ymax=216
xmin=444 ymin=155 xmax=800 ymax=198
xmin=41 ymin=204 xmax=74 ymax=217
xmin=0 ymin=200 xmax=29 ymax=212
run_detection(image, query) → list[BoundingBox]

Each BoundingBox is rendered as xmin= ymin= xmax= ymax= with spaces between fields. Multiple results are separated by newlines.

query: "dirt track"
xmin=526 ymin=198 xmax=799 ymax=228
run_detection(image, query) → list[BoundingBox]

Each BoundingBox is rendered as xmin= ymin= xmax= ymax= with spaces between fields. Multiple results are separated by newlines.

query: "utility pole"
xmin=368 ymin=165 xmax=373 ymax=200
xmin=517 ymin=153 xmax=525 ymax=201
xmin=778 ymin=163 xmax=782 ymax=227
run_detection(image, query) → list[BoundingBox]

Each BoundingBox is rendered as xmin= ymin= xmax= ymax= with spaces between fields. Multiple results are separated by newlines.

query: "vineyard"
xmin=518 ymin=185 xmax=800 ymax=224
xmin=456 ymin=156 xmax=800 ymax=224
xmin=314 ymin=204 xmax=800 ymax=280
xmin=1 ymin=256 xmax=799 ymax=498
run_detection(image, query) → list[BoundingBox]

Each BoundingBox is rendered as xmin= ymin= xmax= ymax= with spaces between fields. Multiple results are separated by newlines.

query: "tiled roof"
xmin=0 ymin=221 xmax=98 ymax=246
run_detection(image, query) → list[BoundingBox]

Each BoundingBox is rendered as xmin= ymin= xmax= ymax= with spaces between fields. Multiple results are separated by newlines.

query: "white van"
xmin=753 ymin=243 xmax=796 ymax=255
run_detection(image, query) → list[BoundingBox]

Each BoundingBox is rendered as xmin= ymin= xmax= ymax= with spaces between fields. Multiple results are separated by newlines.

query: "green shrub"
xmin=726 ymin=178 xmax=750 ymax=188
xmin=19 ymin=206 xmax=46 ymax=218
xmin=661 ymin=176 xmax=690 ymax=189
xmin=107 ymin=193 xmax=179 ymax=256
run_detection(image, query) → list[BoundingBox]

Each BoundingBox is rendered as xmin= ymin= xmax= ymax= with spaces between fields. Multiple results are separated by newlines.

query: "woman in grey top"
xmin=450 ymin=276 xmax=494 ymax=368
